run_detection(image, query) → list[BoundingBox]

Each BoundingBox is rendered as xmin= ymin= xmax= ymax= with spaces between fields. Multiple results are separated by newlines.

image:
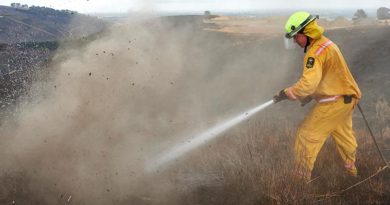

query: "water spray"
xmin=146 ymin=100 xmax=275 ymax=172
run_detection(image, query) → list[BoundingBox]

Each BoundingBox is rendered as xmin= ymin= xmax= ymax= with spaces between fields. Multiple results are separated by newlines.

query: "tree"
xmin=353 ymin=9 xmax=367 ymax=20
xmin=377 ymin=7 xmax=390 ymax=20
xmin=204 ymin=10 xmax=211 ymax=19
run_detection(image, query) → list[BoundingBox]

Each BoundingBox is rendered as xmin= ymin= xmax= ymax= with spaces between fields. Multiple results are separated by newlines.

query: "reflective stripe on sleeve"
xmin=315 ymin=40 xmax=333 ymax=56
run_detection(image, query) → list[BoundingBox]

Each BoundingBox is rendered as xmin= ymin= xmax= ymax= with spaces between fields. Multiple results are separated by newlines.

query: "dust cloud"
xmin=0 ymin=13 xmax=296 ymax=204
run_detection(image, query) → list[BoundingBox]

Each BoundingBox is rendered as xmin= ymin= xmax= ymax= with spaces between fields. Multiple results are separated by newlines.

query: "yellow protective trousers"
xmin=294 ymin=97 xmax=357 ymax=177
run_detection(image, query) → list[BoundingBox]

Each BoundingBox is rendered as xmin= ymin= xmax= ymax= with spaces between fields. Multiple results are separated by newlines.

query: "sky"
xmin=1 ymin=0 xmax=389 ymax=13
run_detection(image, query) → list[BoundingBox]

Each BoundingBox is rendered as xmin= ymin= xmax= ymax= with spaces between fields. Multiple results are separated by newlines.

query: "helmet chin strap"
xmin=304 ymin=36 xmax=310 ymax=53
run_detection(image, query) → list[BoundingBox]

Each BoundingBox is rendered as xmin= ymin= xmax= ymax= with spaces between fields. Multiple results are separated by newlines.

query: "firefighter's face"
xmin=294 ymin=33 xmax=307 ymax=48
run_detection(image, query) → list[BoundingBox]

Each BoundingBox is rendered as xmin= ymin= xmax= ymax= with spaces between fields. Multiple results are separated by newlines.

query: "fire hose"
xmin=357 ymin=103 xmax=388 ymax=166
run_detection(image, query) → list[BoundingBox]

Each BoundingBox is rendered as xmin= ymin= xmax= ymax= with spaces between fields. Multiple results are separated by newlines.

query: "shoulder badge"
xmin=306 ymin=57 xmax=315 ymax=69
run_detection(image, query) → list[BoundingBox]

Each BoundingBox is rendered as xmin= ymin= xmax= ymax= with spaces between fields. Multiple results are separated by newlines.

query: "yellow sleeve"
xmin=291 ymin=55 xmax=323 ymax=97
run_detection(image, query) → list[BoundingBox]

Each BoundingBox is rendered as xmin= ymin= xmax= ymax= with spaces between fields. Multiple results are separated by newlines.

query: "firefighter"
xmin=273 ymin=11 xmax=362 ymax=180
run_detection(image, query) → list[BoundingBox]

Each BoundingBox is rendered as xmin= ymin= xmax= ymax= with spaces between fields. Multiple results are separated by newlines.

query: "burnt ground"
xmin=0 ymin=43 xmax=55 ymax=119
xmin=0 ymin=5 xmax=105 ymax=43
xmin=0 ymin=15 xmax=389 ymax=204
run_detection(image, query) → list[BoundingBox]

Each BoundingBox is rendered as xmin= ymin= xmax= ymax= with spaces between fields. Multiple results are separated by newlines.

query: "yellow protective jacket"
xmin=289 ymin=21 xmax=361 ymax=100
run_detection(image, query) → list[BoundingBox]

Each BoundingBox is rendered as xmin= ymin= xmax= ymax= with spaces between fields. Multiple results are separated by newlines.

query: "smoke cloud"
xmin=0 ymin=13 xmax=297 ymax=204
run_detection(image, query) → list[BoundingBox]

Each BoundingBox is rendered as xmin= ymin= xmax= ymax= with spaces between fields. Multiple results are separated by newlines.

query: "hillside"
xmin=0 ymin=5 xmax=106 ymax=43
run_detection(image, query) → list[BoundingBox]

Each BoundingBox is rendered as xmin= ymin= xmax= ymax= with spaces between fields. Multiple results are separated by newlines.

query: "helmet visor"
xmin=284 ymin=36 xmax=296 ymax=50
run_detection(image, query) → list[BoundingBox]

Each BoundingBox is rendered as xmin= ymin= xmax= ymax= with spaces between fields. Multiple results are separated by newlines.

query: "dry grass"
xmin=173 ymin=115 xmax=390 ymax=205
xmin=203 ymin=16 xmax=378 ymax=36
xmin=1 ymin=116 xmax=389 ymax=204
xmin=0 ymin=107 xmax=389 ymax=204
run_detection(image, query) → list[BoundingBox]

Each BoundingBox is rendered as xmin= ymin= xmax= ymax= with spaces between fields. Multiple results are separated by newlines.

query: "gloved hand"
xmin=273 ymin=89 xmax=288 ymax=103
xmin=300 ymin=96 xmax=313 ymax=107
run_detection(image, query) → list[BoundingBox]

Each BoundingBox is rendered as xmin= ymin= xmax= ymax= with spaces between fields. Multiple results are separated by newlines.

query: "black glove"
xmin=300 ymin=96 xmax=313 ymax=107
xmin=273 ymin=89 xmax=288 ymax=103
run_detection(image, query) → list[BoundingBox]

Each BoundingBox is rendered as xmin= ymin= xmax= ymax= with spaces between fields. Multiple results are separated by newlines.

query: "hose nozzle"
xmin=273 ymin=89 xmax=288 ymax=103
